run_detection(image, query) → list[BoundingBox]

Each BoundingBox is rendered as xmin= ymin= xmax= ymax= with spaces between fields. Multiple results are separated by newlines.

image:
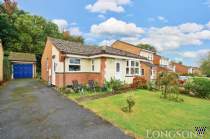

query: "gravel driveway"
xmin=0 ymin=79 xmax=132 ymax=139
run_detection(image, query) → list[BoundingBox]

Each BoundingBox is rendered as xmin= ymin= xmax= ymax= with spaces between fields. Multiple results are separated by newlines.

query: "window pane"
xmin=126 ymin=68 xmax=129 ymax=74
xmin=141 ymin=69 xmax=144 ymax=75
xmin=70 ymin=58 xmax=80 ymax=64
xmin=92 ymin=65 xmax=94 ymax=71
xmin=131 ymin=68 xmax=134 ymax=74
xmin=127 ymin=61 xmax=129 ymax=66
xmin=135 ymin=68 xmax=139 ymax=74
xmin=69 ymin=65 xmax=80 ymax=71
xmin=131 ymin=61 xmax=135 ymax=66
xmin=136 ymin=62 xmax=139 ymax=67
xmin=116 ymin=63 xmax=120 ymax=72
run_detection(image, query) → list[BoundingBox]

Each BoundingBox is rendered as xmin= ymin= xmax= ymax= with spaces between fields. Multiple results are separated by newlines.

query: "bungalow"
xmin=41 ymin=38 xmax=148 ymax=87
xmin=0 ymin=40 xmax=3 ymax=82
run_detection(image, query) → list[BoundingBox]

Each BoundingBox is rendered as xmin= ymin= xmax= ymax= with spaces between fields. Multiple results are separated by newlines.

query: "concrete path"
xmin=0 ymin=79 xmax=132 ymax=139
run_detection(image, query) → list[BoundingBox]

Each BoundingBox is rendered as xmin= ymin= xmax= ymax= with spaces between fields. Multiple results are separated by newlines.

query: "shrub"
xmin=147 ymin=80 xmax=157 ymax=91
xmin=121 ymin=96 xmax=135 ymax=113
xmin=184 ymin=77 xmax=210 ymax=98
xmin=158 ymin=72 xmax=179 ymax=98
xmin=105 ymin=78 xmax=124 ymax=93
xmin=131 ymin=76 xmax=147 ymax=89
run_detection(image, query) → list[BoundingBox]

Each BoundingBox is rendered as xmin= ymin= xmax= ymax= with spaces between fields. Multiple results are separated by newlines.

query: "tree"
xmin=136 ymin=44 xmax=157 ymax=53
xmin=3 ymin=0 xmax=17 ymax=16
xmin=63 ymin=31 xmax=84 ymax=44
xmin=200 ymin=52 xmax=210 ymax=76
xmin=0 ymin=2 xmax=84 ymax=73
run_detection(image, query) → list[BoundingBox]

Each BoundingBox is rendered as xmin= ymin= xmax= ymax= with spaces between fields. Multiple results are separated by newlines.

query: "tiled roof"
xmin=49 ymin=37 xmax=147 ymax=60
xmin=141 ymin=61 xmax=155 ymax=67
xmin=8 ymin=52 xmax=36 ymax=62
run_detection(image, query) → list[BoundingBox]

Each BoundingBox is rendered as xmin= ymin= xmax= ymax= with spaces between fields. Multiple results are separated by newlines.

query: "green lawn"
xmin=81 ymin=90 xmax=210 ymax=139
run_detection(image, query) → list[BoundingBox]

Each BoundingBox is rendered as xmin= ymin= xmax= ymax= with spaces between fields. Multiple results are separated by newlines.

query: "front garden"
xmin=59 ymin=72 xmax=210 ymax=139
xmin=82 ymin=90 xmax=210 ymax=139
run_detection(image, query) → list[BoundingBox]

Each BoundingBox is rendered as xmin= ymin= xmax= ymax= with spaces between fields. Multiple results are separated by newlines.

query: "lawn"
xmin=80 ymin=90 xmax=210 ymax=139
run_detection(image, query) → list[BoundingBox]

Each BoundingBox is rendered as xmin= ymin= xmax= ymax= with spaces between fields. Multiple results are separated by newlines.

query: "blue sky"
xmin=11 ymin=0 xmax=210 ymax=66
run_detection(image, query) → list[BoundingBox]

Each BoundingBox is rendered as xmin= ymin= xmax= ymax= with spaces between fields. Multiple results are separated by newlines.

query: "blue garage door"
xmin=13 ymin=64 xmax=33 ymax=79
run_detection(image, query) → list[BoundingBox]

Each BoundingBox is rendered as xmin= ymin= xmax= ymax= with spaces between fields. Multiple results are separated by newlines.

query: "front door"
xmin=115 ymin=62 xmax=121 ymax=80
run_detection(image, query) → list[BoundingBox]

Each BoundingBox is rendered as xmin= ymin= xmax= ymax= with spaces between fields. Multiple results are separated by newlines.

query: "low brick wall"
xmin=55 ymin=72 xmax=103 ymax=88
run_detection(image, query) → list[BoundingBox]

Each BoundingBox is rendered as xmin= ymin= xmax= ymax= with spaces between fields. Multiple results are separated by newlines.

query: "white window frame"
xmin=126 ymin=60 xmax=140 ymax=76
xmin=69 ymin=58 xmax=81 ymax=72
xmin=91 ymin=59 xmax=95 ymax=72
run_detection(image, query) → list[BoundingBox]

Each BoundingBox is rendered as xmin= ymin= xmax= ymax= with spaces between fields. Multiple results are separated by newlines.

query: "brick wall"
xmin=112 ymin=41 xmax=141 ymax=55
xmin=141 ymin=63 xmax=152 ymax=82
xmin=153 ymin=54 xmax=161 ymax=65
xmin=174 ymin=63 xmax=188 ymax=74
xmin=41 ymin=40 xmax=53 ymax=81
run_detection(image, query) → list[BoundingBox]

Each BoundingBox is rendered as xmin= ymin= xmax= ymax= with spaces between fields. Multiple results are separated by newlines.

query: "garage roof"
xmin=8 ymin=52 xmax=36 ymax=62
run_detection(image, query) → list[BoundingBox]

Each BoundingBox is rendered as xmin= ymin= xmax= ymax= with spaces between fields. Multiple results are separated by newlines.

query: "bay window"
xmin=126 ymin=60 xmax=140 ymax=76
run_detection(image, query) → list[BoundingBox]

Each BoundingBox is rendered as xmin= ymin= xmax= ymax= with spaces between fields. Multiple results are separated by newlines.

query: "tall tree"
xmin=136 ymin=44 xmax=157 ymax=53
xmin=200 ymin=52 xmax=210 ymax=76
xmin=0 ymin=2 xmax=84 ymax=73
xmin=3 ymin=0 xmax=17 ymax=16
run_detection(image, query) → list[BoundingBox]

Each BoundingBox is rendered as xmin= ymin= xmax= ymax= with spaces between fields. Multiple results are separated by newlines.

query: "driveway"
xmin=0 ymin=79 xmax=132 ymax=139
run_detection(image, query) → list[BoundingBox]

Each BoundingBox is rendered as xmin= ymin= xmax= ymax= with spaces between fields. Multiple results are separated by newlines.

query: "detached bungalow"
xmin=41 ymin=38 xmax=148 ymax=87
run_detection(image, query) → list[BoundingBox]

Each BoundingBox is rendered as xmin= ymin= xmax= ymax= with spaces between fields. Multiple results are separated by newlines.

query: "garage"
xmin=8 ymin=52 xmax=36 ymax=79
xmin=13 ymin=64 xmax=33 ymax=79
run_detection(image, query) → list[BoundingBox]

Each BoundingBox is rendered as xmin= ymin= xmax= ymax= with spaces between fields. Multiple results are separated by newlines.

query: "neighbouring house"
xmin=188 ymin=66 xmax=201 ymax=75
xmin=170 ymin=62 xmax=188 ymax=75
xmin=8 ymin=52 xmax=36 ymax=79
xmin=0 ymin=40 xmax=3 ymax=82
xmin=41 ymin=37 xmax=148 ymax=87
xmin=112 ymin=40 xmax=157 ymax=81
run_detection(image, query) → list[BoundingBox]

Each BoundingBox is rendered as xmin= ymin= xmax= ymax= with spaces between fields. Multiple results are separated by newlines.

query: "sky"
xmin=8 ymin=0 xmax=210 ymax=66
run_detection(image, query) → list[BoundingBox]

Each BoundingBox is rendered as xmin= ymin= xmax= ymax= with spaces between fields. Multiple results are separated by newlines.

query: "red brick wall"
xmin=112 ymin=41 xmax=141 ymax=55
xmin=153 ymin=55 xmax=161 ymax=65
xmin=174 ymin=63 xmax=188 ymax=74
xmin=55 ymin=72 xmax=101 ymax=87
xmin=141 ymin=63 xmax=152 ymax=82
xmin=41 ymin=40 xmax=53 ymax=81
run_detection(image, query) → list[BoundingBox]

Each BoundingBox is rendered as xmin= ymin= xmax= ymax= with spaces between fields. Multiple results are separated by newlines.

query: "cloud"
xmin=90 ymin=17 xmax=144 ymax=37
xmin=98 ymin=14 xmax=106 ymax=19
xmin=148 ymin=16 xmax=168 ymax=23
xmin=69 ymin=27 xmax=82 ymax=36
xmin=157 ymin=16 xmax=168 ymax=23
xmin=204 ymin=0 xmax=210 ymax=7
xmin=86 ymin=0 xmax=131 ymax=13
xmin=178 ymin=23 xmax=204 ymax=33
xmin=140 ymin=23 xmax=210 ymax=51
xmin=89 ymin=18 xmax=210 ymax=53
xmin=70 ymin=22 xmax=77 ymax=26
xmin=52 ymin=19 xmax=68 ymax=32
xmin=181 ymin=49 xmax=210 ymax=58
xmin=99 ymin=39 xmax=116 ymax=46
